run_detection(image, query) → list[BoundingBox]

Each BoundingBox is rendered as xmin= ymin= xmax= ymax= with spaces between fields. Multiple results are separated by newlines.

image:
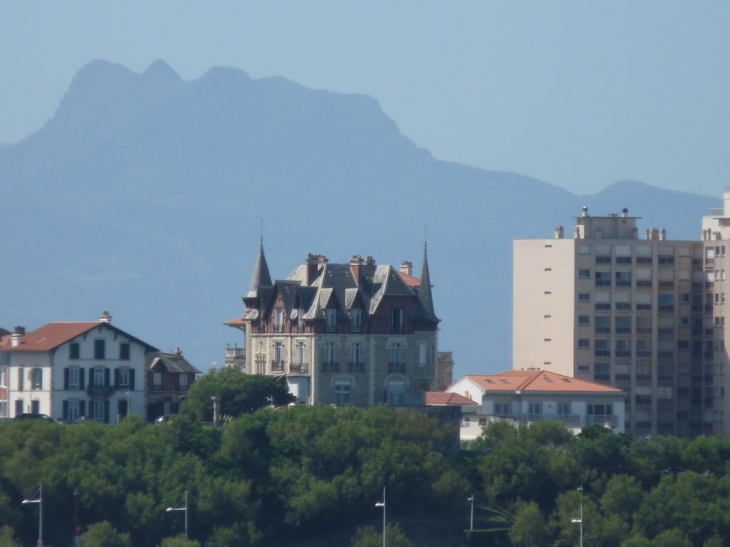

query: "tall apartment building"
xmin=227 ymin=243 xmax=443 ymax=407
xmin=514 ymin=194 xmax=730 ymax=438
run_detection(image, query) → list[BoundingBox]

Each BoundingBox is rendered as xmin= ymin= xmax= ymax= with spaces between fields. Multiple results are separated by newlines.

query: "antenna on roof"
xmin=260 ymin=219 xmax=264 ymax=244
xmin=424 ymin=223 xmax=428 ymax=249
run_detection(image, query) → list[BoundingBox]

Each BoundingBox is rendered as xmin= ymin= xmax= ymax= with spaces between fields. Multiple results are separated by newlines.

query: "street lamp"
xmin=166 ymin=490 xmax=188 ymax=538
xmin=571 ymin=486 xmax=583 ymax=547
xmin=468 ymin=495 xmax=474 ymax=531
xmin=375 ymin=487 xmax=386 ymax=547
xmin=22 ymin=483 xmax=43 ymax=546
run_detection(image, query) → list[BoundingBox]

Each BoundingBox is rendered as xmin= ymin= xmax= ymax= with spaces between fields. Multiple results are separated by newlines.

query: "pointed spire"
xmin=246 ymin=238 xmax=272 ymax=298
xmin=418 ymin=242 xmax=438 ymax=323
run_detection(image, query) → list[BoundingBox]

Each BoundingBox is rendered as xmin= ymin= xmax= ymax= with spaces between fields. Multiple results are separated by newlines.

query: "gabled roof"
xmin=147 ymin=351 xmax=201 ymax=374
xmin=461 ymin=370 xmax=622 ymax=394
xmin=0 ymin=322 xmax=159 ymax=353
xmin=426 ymin=392 xmax=479 ymax=406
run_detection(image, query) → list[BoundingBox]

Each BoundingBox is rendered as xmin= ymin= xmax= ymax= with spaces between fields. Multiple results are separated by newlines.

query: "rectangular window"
xmin=119 ymin=343 xmax=130 ymax=360
xmin=595 ymin=271 xmax=612 ymax=287
xmin=296 ymin=341 xmax=305 ymax=365
xmin=94 ymin=340 xmax=106 ymax=360
xmin=69 ymin=368 xmax=79 ymax=390
xmin=325 ymin=342 xmax=336 ymax=364
xmin=325 ymin=309 xmax=337 ymax=332
xmin=153 ymin=372 xmax=163 ymax=388
xmin=68 ymin=400 xmax=80 ymax=423
xmin=595 ymin=363 xmax=610 ymax=381
xmin=494 ymin=402 xmax=511 ymax=415
xmin=387 ymin=380 xmax=405 ymax=406
xmin=578 ymin=315 xmax=590 ymax=326
xmin=588 ymin=404 xmax=612 ymax=416
xmin=418 ymin=342 xmax=427 ymax=366
xmin=350 ymin=309 xmax=362 ymax=332
xmin=17 ymin=367 xmax=24 ymax=391
xmin=392 ymin=343 xmax=403 ymax=364
xmin=15 ymin=400 xmax=23 ymax=415
xmin=391 ymin=308 xmax=404 ymax=333
xmin=615 ymin=271 xmax=632 ymax=287
xmin=118 ymin=368 xmax=129 ymax=388
xmin=179 ymin=373 xmax=188 ymax=389
xmin=528 ymin=403 xmax=542 ymax=416
xmin=94 ymin=368 xmax=104 ymax=387
xmin=615 ymin=316 xmax=632 ymax=334
xmin=578 ymin=339 xmax=590 ymax=349
xmin=30 ymin=369 xmax=42 ymax=390
xmin=274 ymin=308 xmax=284 ymax=332
xmin=334 ymin=380 xmax=351 ymax=406
xmin=578 ymin=293 xmax=591 ymax=302
xmin=595 ymin=316 xmax=610 ymax=334
xmin=595 ymin=339 xmax=610 ymax=357
xmin=558 ymin=403 xmax=571 ymax=415
xmin=352 ymin=342 xmax=361 ymax=366
xmin=69 ymin=343 xmax=80 ymax=360
xmin=93 ymin=400 xmax=104 ymax=421
xmin=578 ymin=269 xmax=591 ymax=278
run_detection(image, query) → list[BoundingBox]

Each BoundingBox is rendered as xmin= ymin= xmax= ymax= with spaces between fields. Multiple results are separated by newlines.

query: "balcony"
xmin=636 ymin=280 xmax=652 ymax=288
xmin=289 ymin=363 xmax=310 ymax=374
xmin=348 ymin=362 xmax=365 ymax=373
xmin=596 ymin=256 xmax=612 ymax=264
xmin=87 ymin=385 xmax=114 ymax=397
xmin=389 ymin=362 xmax=406 ymax=374
xmin=589 ymin=415 xmax=619 ymax=427
xmin=271 ymin=360 xmax=285 ymax=372
xmin=226 ymin=346 xmax=245 ymax=359
xmin=321 ymin=362 xmax=339 ymax=373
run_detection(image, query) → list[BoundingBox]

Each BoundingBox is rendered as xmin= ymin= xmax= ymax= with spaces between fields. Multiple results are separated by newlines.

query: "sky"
xmin=0 ymin=2 xmax=728 ymax=197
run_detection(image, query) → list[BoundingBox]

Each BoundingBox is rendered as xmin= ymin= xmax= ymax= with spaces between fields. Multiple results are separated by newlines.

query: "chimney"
xmin=554 ymin=226 xmax=564 ymax=239
xmin=306 ymin=254 xmax=319 ymax=285
xmin=10 ymin=332 xmax=21 ymax=348
xmin=582 ymin=206 xmax=589 ymax=217
xmin=622 ymin=207 xmax=629 ymax=218
xmin=14 ymin=326 xmax=25 ymax=336
xmin=174 ymin=347 xmax=182 ymax=356
xmin=399 ymin=261 xmax=413 ymax=277
xmin=99 ymin=311 xmax=112 ymax=323
xmin=350 ymin=255 xmax=364 ymax=284
xmin=365 ymin=255 xmax=375 ymax=266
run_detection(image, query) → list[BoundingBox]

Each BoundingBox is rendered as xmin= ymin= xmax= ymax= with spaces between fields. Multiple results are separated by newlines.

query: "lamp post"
xmin=22 ymin=483 xmax=43 ymax=546
xmin=571 ymin=486 xmax=583 ymax=547
xmin=166 ymin=490 xmax=188 ymax=538
xmin=468 ymin=495 xmax=474 ymax=531
xmin=375 ymin=487 xmax=386 ymax=547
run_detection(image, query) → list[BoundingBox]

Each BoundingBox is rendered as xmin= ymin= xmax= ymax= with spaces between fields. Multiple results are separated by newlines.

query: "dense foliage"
xmin=1 ymin=407 xmax=730 ymax=546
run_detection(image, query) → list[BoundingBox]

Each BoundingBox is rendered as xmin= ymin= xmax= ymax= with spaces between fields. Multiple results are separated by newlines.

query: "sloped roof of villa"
xmin=460 ymin=370 xmax=622 ymax=394
xmin=0 ymin=321 xmax=159 ymax=353
xmin=426 ymin=392 xmax=479 ymax=406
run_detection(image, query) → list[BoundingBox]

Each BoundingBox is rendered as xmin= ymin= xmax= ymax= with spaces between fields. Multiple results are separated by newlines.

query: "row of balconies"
xmin=262 ymin=360 xmax=407 ymax=375
xmin=519 ymin=413 xmax=619 ymax=427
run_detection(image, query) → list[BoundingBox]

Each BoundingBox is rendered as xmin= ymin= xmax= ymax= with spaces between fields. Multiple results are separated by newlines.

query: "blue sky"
xmin=1 ymin=2 xmax=728 ymax=196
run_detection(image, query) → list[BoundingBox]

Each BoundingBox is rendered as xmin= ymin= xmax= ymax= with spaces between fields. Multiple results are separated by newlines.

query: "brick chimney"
xmin=350 ymin=255 xmax=364 ymax=284
xmin=399 ymin=261 xmax=413 ymax=277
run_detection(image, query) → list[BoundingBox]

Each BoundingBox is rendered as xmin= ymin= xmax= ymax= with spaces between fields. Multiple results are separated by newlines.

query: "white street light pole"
xmin=468 ymin=495 xmax=474 ymax=531
xmin=375 ymin=487 xmax=386 ymax=547
xmin=166 ymin=490 xmax=188 ymax=538
xmin=571 ymin=486 xmax=583 ymax=547
xmin=22 ymin=483 xmax=43 ymax=546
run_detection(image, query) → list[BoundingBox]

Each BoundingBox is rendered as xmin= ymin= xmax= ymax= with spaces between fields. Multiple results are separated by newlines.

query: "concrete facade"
xmin=514 ymin=195 xmax=730 ymax=437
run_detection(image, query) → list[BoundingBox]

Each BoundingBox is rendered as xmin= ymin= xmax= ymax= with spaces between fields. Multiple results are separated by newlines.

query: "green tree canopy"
xmin=82 ymin=521 xmax=131 ymax=547
xmin=183 ymin=368 xmax=294 ymax=421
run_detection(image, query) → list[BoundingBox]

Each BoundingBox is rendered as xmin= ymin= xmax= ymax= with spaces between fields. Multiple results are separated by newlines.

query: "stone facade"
xmin=228 ymin=244 xmax=442 ymax=407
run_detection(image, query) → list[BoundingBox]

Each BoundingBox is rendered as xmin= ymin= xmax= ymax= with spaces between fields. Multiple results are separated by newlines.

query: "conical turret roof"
xmin=246 ymin=239 xmax=272 ymax=298
xmin=417 ymin=243 xmax=439 ymax=323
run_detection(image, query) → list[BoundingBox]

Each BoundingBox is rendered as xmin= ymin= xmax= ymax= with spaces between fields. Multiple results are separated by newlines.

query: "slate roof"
xmin=0 ymin=321 xmax=159 ymax=353
xmin=148 ymin=351 xmax=201 ymax=374
xmin=462 ymin=370 xmax=623 ymax=394
xmin=426 ymin=392 xmax=479 ymax=406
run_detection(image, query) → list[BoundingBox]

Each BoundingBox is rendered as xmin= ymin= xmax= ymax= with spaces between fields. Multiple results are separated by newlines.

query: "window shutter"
xmin=114 ymin=368 xmax=120 ymax=388
xmin=79 ymin=369 xmax=85 ymax=390
xmin=80 ymin=400 xmax=86 ymax=417
xmin=104 ymin=368 xmax=110 ymax=388
xmin=129 ymin=369 xmax=135 ymax=391
xmin=64 ymin=368 xmax=69 ymax=390
xmin=104 ymin=400 xmax=110 ymax=424
xmin=62 ymin=400 xmax=68 ymax=421
xmin=88 ymin=370 xmax=95 ymax=388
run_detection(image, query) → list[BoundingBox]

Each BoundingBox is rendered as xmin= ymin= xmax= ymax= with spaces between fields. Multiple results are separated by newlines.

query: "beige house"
xmin=227 ymin=243 xmax=444 ymax=407
xmin=514 ymin=193 xmax=730 ymax=437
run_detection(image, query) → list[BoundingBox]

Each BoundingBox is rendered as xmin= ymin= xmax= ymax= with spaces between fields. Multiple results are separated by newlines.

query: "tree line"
xmin=0 ymin=370 xmax=729 ymax=546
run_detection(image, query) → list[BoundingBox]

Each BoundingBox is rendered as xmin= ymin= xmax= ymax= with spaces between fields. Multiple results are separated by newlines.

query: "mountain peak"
xmin=141 ymin=59 xmax=181 ymax=83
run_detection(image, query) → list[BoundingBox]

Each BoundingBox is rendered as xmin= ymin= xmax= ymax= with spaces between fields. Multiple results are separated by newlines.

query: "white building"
xmin=0 ymin=313 xmax=158 ymax=423
xmin=447 ymin=370 xmax=626 ymax=434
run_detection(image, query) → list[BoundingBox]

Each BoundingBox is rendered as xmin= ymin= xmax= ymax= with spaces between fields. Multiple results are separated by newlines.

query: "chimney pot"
xmin=99 ymin=311 xmax=112 ymax=323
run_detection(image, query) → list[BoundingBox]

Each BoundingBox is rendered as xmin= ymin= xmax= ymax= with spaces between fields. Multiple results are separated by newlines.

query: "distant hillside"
xmin=0 ymin=60 xmax=720 ymax=378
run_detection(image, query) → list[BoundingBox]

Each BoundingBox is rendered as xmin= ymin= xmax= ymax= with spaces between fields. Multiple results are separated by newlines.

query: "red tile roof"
xmin=397 ymin=271 xmax=421 ymax=288
xmin=465 ymin=370 xmax=622 ymax=394
xmin=0 ymin=322 xmax=100 ymax=352
xmin=224 ymin=317 xmax=246 ymax=326
xmin=426 ymin=391 xmax=479 ymax=406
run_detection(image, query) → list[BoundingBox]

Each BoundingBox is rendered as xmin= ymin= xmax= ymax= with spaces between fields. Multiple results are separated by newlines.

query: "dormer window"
xmin=326 ymin=309 xmax=337 ymax=333
xmin=350 ymin=309 xmax=362 ymax=333
xmin=274 ymin=308 xmax=284 ymax=333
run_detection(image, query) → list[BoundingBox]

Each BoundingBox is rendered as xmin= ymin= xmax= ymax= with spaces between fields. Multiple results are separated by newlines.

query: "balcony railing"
xmin=225 ymin=347 xmax=245 ymax=359
xmin=348 ymin=362 xmax=365 ymax=373
xmin=389 ymin=362 xmax=406 ymax=374
xmin=271 ymin=360 xmax=285 ymax=372
xmin=321 ymin=362 xmax=339 ymax=373
xmin=588 ymin=415 xmax=619 ymax=427
xmin=289 ymin=363 xmax=310 ymax=374
xmin=87 ymin=385 xmax=114 ymax=396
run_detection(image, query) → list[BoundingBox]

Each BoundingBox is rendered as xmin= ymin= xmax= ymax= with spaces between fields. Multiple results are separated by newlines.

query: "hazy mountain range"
xmin=0 ymin=60 xmax=720 ymax=379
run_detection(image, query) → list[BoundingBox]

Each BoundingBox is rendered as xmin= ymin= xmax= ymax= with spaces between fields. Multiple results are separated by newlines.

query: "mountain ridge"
xmin=0 ymin=60 xmax=720 ymax=378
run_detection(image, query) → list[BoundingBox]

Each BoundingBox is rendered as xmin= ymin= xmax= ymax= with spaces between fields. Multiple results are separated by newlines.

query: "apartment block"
xmin=514 ymin=195 xmax=730 ymax=438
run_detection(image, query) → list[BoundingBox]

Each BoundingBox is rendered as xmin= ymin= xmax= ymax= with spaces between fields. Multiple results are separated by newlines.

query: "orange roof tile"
xmin=465 ymin=370 xmax=622 ymax=394
xmin=426 ymin=391 xmax=479 ymax=406
xmin=397 ymin=271 xmax=421 ymax=288
xmin=224 ymin=317 xmax=246 ymax=326
xmin=0 ymin=322 xmax=100 ymax=352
